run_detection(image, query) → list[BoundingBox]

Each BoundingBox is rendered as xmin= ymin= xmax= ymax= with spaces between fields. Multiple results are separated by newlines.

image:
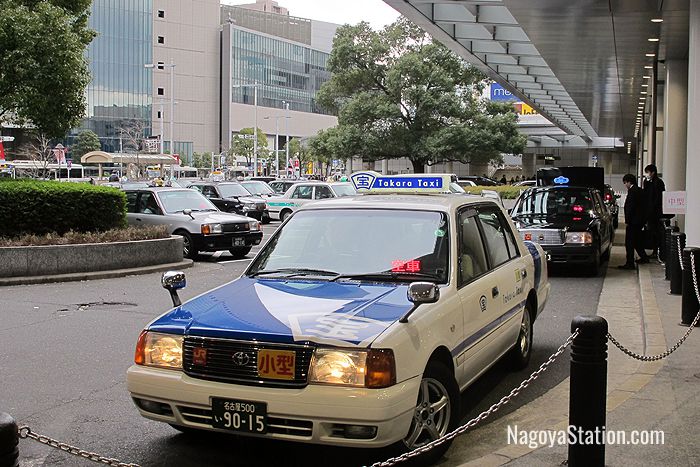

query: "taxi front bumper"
xmin=127 ymin=365 xmax=418 ymax=447
xmin=541 ymin=244 xmax=596 ymax=264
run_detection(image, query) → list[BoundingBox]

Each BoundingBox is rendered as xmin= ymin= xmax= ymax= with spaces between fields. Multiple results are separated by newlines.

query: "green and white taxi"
xmin=127 ymin=172 xmax=550 ymax=461
xmin=265 ymin=181 xmax=356 ymax=221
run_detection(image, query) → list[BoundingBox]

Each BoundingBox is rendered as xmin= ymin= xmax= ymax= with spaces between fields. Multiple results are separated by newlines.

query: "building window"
xmin=157 ymin=61 xmax=164 ymax=70
xmin=157 ymin=10 xmax=165 ymax=18
xmin=157 ymin=36 xmax=164 ymax=44
xmin=157 ymin=87 xmax=164 ymax=96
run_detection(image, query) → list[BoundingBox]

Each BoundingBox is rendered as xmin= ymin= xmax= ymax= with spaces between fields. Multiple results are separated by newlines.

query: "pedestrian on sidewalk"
xmin=618 ymin=174 xmax=649 ymax=270
xmin=642 ymin=164 xmax=666 ymax=258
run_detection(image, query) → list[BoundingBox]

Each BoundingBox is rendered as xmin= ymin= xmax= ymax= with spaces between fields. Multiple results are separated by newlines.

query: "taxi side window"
xmin=189 ymin=185 xmax=203 ymax=193
xmin=138 ymin=193 xmax=162 ymax=215
xmin=458 ymin=210 xmax=488 ymax=285
xmin=593 ymin=192 xmax=606 ymax=215
xmin=202 ymin=186 xmax=218 ymax=198
xmin=477 ymin=207 xmax=512 ymax=268
xmin=125 ymin=192 xmax=138 ymax=213
xmin=314 ymin=186 xmax=333 ymax=199
xmin=291 ymin=185 xmax=313 ymax=199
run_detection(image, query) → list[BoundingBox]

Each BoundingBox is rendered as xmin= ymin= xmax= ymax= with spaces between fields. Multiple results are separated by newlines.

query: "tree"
xmin=192 ymin=152 xmax=214 ymax=169
xmin=71 ymin=130 xmax=101 ymax=159
xmin=15 ymin=133 xmax=55 ymax=178
xmin=0 ymin=0 xmax=95 ymax=138
xmin=230 ymin=127 xmax=269 ymax=171
xmin=314 ymin=18 xmax=527 ymax=173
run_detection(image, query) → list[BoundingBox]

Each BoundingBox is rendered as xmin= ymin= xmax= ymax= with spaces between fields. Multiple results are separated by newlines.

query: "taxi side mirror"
xmin=400 ymin=282 xmax=440 ymax=323
xmin=162 ymin=271 xmax=186 ymax=307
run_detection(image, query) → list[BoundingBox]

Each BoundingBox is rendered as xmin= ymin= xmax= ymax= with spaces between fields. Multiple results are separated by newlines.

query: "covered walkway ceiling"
xmin=384 ymin=0 xmax=689 ymax=144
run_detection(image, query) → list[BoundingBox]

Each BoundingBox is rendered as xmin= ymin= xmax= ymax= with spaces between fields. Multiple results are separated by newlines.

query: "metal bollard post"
xmin=0 ymin=413 xmax=19 ymax=467
xmin=665 ymin=226 xmax=679 ymax=280
xmin=681 ymin=247 xmax=700 ymax=326
xmin=670 ymin=232 xmax=686 ymax=295
xmin=568 ymin=315 xmax=608 ymax=467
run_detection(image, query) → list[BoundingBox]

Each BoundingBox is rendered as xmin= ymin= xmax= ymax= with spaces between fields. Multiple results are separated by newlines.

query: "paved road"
xmin=0 ymin=222 xmax=605 ymax=467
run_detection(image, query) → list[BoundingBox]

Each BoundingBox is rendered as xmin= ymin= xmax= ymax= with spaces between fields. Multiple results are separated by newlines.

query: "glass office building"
xmin=69 ymin=0 xmax=153 ymax=153
xmin=230 ymin=27 xmax=332 ymax=115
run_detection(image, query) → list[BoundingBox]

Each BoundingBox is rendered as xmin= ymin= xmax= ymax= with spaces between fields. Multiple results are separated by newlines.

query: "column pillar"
xmin=686 ymin=0 xmax=700 ymax=246
xmin=381 ymin=159 xmax=388 ymax=175
xmin=662 ymin=60 xmax=688 ymax=192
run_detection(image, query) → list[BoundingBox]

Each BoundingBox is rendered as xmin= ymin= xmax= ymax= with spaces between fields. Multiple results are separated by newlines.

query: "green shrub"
xmin=463 ymin=185 xmax=525 ymax=199
xmin=0 ymin=179 xmax=127 ymax=237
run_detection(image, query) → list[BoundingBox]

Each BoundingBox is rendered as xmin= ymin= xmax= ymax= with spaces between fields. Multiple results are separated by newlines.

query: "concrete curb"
xmin=450 ymin=247 xmax=666 ymax=466
xmin=0 ymin=259 xmax=194 ymax=286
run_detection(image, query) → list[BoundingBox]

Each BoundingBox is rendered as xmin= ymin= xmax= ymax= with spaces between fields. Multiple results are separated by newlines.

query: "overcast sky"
xmin=222 ymin=0 xmax=401 ymax=29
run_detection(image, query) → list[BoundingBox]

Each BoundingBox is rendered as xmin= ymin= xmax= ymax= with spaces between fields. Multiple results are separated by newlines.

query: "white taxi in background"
xmin=126 ymin=172 xmax=550 ymax=462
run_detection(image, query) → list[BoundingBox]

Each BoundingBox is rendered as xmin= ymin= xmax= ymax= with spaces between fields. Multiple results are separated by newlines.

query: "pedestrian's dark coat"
xmin=642 ymin=176 xmax=666 ymax=219
xmin=624 ymin=184 xmax=646 ymax=225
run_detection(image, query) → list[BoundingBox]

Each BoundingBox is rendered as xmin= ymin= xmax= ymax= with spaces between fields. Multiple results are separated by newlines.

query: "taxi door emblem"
xmin=479 ymin=295 xmax=487 ymax=312
xmin=538 ymin=234 xmax=545 ymax=241
xmin=232 ymin=352 xmax=251 ymax=366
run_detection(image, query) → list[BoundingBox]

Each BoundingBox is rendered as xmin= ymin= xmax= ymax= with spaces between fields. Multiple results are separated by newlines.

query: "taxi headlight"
xmin=134 ymin=331 xmax=183 ymax=370
xmin=565 ymin=232 xmax=593 ymax=244
xmin=201 ymin=223 xmax=223 ymax=235
xmin=309 ymin=348 xmax=396 ymax=388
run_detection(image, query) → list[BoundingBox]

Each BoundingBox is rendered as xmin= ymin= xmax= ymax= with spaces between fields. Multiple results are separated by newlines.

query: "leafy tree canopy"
xmin=71 ymin=129 xmax=101 ymax=158
xmin=230 ymin=127 xmax=269 ymax=165
xmin=0 ymin=0 xmax=95 ymax=138
xmin=315 ymin=18 xmax=526 ymax=173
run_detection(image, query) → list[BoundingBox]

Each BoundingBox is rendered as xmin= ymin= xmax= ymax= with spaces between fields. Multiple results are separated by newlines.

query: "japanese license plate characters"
xmin=211 ymin=398 xmax=267 ymax=434
xmin=257 ymin=349 xmax=296 ymax=380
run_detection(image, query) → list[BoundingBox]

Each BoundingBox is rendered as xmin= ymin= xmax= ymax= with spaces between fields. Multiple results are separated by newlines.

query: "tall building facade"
xmin=70 ymin=0 xmax=153 ymax=153
xmin=220 ymin=4 xmax=338 ymax=154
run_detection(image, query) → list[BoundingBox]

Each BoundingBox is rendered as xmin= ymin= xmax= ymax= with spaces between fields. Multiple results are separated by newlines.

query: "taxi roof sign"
xmin=350 ymin=171 xmax=453 ymax=194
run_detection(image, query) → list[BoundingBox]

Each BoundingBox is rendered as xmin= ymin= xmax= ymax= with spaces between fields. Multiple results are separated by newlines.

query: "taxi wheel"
xmin=509 ymin=303 xmax=533 ymax=370
xmin=229 ymin=247 xmax=252 ymax=259
xmin=177 ymin=230 xmax=197 ymax=259
xmin=398 ymin=361 xmax=459 ymax=463
xmin=280 ymin=209 xmax=292 ymax=222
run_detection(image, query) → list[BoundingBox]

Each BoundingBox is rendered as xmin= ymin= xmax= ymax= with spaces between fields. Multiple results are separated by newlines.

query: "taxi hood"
xmin=148 ymin=277 xmax=413 ymax=347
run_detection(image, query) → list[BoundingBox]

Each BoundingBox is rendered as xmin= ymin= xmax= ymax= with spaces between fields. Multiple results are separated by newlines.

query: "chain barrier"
xmin=18 ymin=426 xmax=140 ymax=467
xmin=608 ymin=251 xmax=700 ymax=361
xmin=676 ymin=236 xmax=685 ymax=271
xmin=366 ymin=329 xmax=579 ymax=467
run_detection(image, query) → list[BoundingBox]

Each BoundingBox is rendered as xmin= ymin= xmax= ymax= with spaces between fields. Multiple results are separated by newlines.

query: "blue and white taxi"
xmin=127 ymin=172 xmax=550 ymax=459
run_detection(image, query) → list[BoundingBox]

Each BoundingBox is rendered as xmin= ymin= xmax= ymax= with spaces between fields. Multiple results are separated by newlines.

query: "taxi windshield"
xmin=157 ymin=190 xmax=218 ymax=213
xmin=241 ymin=181 xmax=274 ymax=196
xmin=218 ymin=183 xmax=251 ymax=198
xmin=512 ymin=188 xmax=593 ymax=216
xmin=330 ymin=184 xmax=357 ymax=197
xmin=248 ymin=209 xmax=449 ymax=283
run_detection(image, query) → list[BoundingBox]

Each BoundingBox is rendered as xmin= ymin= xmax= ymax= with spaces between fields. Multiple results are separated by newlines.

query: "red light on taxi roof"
xmin=573 ymin=205 xmax=584 ymax=212
xmin=391 ymin=260 xmax=421 ymax=273
xmin=524 ymin=233 xmax=532 ymax=241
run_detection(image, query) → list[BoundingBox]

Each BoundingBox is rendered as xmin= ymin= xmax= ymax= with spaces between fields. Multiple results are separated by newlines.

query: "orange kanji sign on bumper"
xmin=257 ymin=349 xmax=296 ymax=380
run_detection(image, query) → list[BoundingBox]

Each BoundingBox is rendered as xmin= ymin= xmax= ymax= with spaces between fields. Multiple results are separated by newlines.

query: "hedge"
xmin=0 ymin=179 xmax=127 ymax=237
xmin=463 ymin=185 xmax=525 ymax=200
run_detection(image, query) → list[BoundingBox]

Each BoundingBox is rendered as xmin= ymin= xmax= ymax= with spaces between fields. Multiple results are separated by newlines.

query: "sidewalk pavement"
xmin=442 ymin=246 xmax=700 ymax=467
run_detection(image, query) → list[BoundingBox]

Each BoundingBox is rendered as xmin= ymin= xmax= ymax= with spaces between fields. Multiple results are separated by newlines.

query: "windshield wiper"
xmin=330 ymin=271 xmax=441 ymax=282
xmin=249 ymin=268 xmax=341 ymax=278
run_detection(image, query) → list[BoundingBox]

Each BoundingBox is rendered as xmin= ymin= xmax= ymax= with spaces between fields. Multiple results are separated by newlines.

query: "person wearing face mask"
xmin=619 ymin=174 xmax=649 ymax=269
xmin=642 ymin=164 xmax=666 ymax=259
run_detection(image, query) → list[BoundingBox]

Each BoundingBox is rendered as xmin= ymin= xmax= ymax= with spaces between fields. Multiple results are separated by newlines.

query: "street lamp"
xmin=232 ymin=81 xmax=262 ymax=176
xmin=264 ymin=115 xmax=290 ymax=178
xmin=282 ymin=100 xmax=291 ymax=177
xmin=145 ymin=59 xmax=176 ymax=159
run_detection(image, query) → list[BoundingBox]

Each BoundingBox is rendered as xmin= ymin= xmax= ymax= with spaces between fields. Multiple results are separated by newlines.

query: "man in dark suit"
xmin=619 ymin=174 xmax=649 ymax=269
xmin=642 ymin=164 xmax=666 ymax=258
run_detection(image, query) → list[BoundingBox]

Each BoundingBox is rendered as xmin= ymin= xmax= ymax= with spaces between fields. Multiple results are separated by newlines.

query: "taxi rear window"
xmin=513 ymin=188 xmax=593 ymax=216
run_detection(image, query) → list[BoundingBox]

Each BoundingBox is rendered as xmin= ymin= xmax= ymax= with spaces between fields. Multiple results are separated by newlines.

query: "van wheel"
xmin=396 ymin=361 xmax=459 ymax=463
xmin=509 ymin=302 xmax=533 ymax=370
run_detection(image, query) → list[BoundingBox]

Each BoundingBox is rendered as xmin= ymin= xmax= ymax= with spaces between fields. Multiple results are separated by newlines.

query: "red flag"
xmin=0 ymin=140 xmax=5 ymax=161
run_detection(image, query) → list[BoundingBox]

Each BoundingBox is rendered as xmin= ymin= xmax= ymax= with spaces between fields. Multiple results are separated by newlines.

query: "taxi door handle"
xmin=492 ymin=287 xmax=499 ymax=298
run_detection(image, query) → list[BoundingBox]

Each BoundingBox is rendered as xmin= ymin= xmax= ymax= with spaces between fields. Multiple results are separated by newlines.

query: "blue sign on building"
xmin=490 ymin=83 xmax=517 ymax=102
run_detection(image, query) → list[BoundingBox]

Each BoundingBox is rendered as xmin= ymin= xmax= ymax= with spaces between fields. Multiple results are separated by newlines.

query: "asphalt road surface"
xmin=0 ymin=221 xmax=605 ymax=467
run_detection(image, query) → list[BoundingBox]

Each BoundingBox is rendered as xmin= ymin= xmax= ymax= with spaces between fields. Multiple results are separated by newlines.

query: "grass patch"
xmin=463 ymin=185 xmax=525 ymax=199
xmin=0 ymin=225 xmax=170 ymax=247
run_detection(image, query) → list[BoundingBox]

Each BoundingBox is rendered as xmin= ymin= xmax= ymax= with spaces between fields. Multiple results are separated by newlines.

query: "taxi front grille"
xmin=222 ymin=222 xmax=249 ymax=232
xmin=182 ymin=336 xmax=313 ymax=388
xmin=520 ymin=229 xmax=565 ymax=245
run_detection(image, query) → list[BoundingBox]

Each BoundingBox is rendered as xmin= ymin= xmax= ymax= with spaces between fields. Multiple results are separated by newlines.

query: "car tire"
xmin=508 ymin=302 xmax=533 ymax=370
xmin=393 ymin=361 xmax=459 ymax=464
xmin=229 ymin=246 xmax=252 ymax=259
xmin=262 ymin=214 xmax=271 ymax=225
xmin=280 ymin=209 xmax=292 ymax=222
xmin=176 ymin=230 xmax=197 ymax=259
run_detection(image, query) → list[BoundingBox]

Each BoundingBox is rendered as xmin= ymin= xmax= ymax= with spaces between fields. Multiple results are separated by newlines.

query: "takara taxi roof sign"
xmin=350 ymin=171 xmax=453 ymax=194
